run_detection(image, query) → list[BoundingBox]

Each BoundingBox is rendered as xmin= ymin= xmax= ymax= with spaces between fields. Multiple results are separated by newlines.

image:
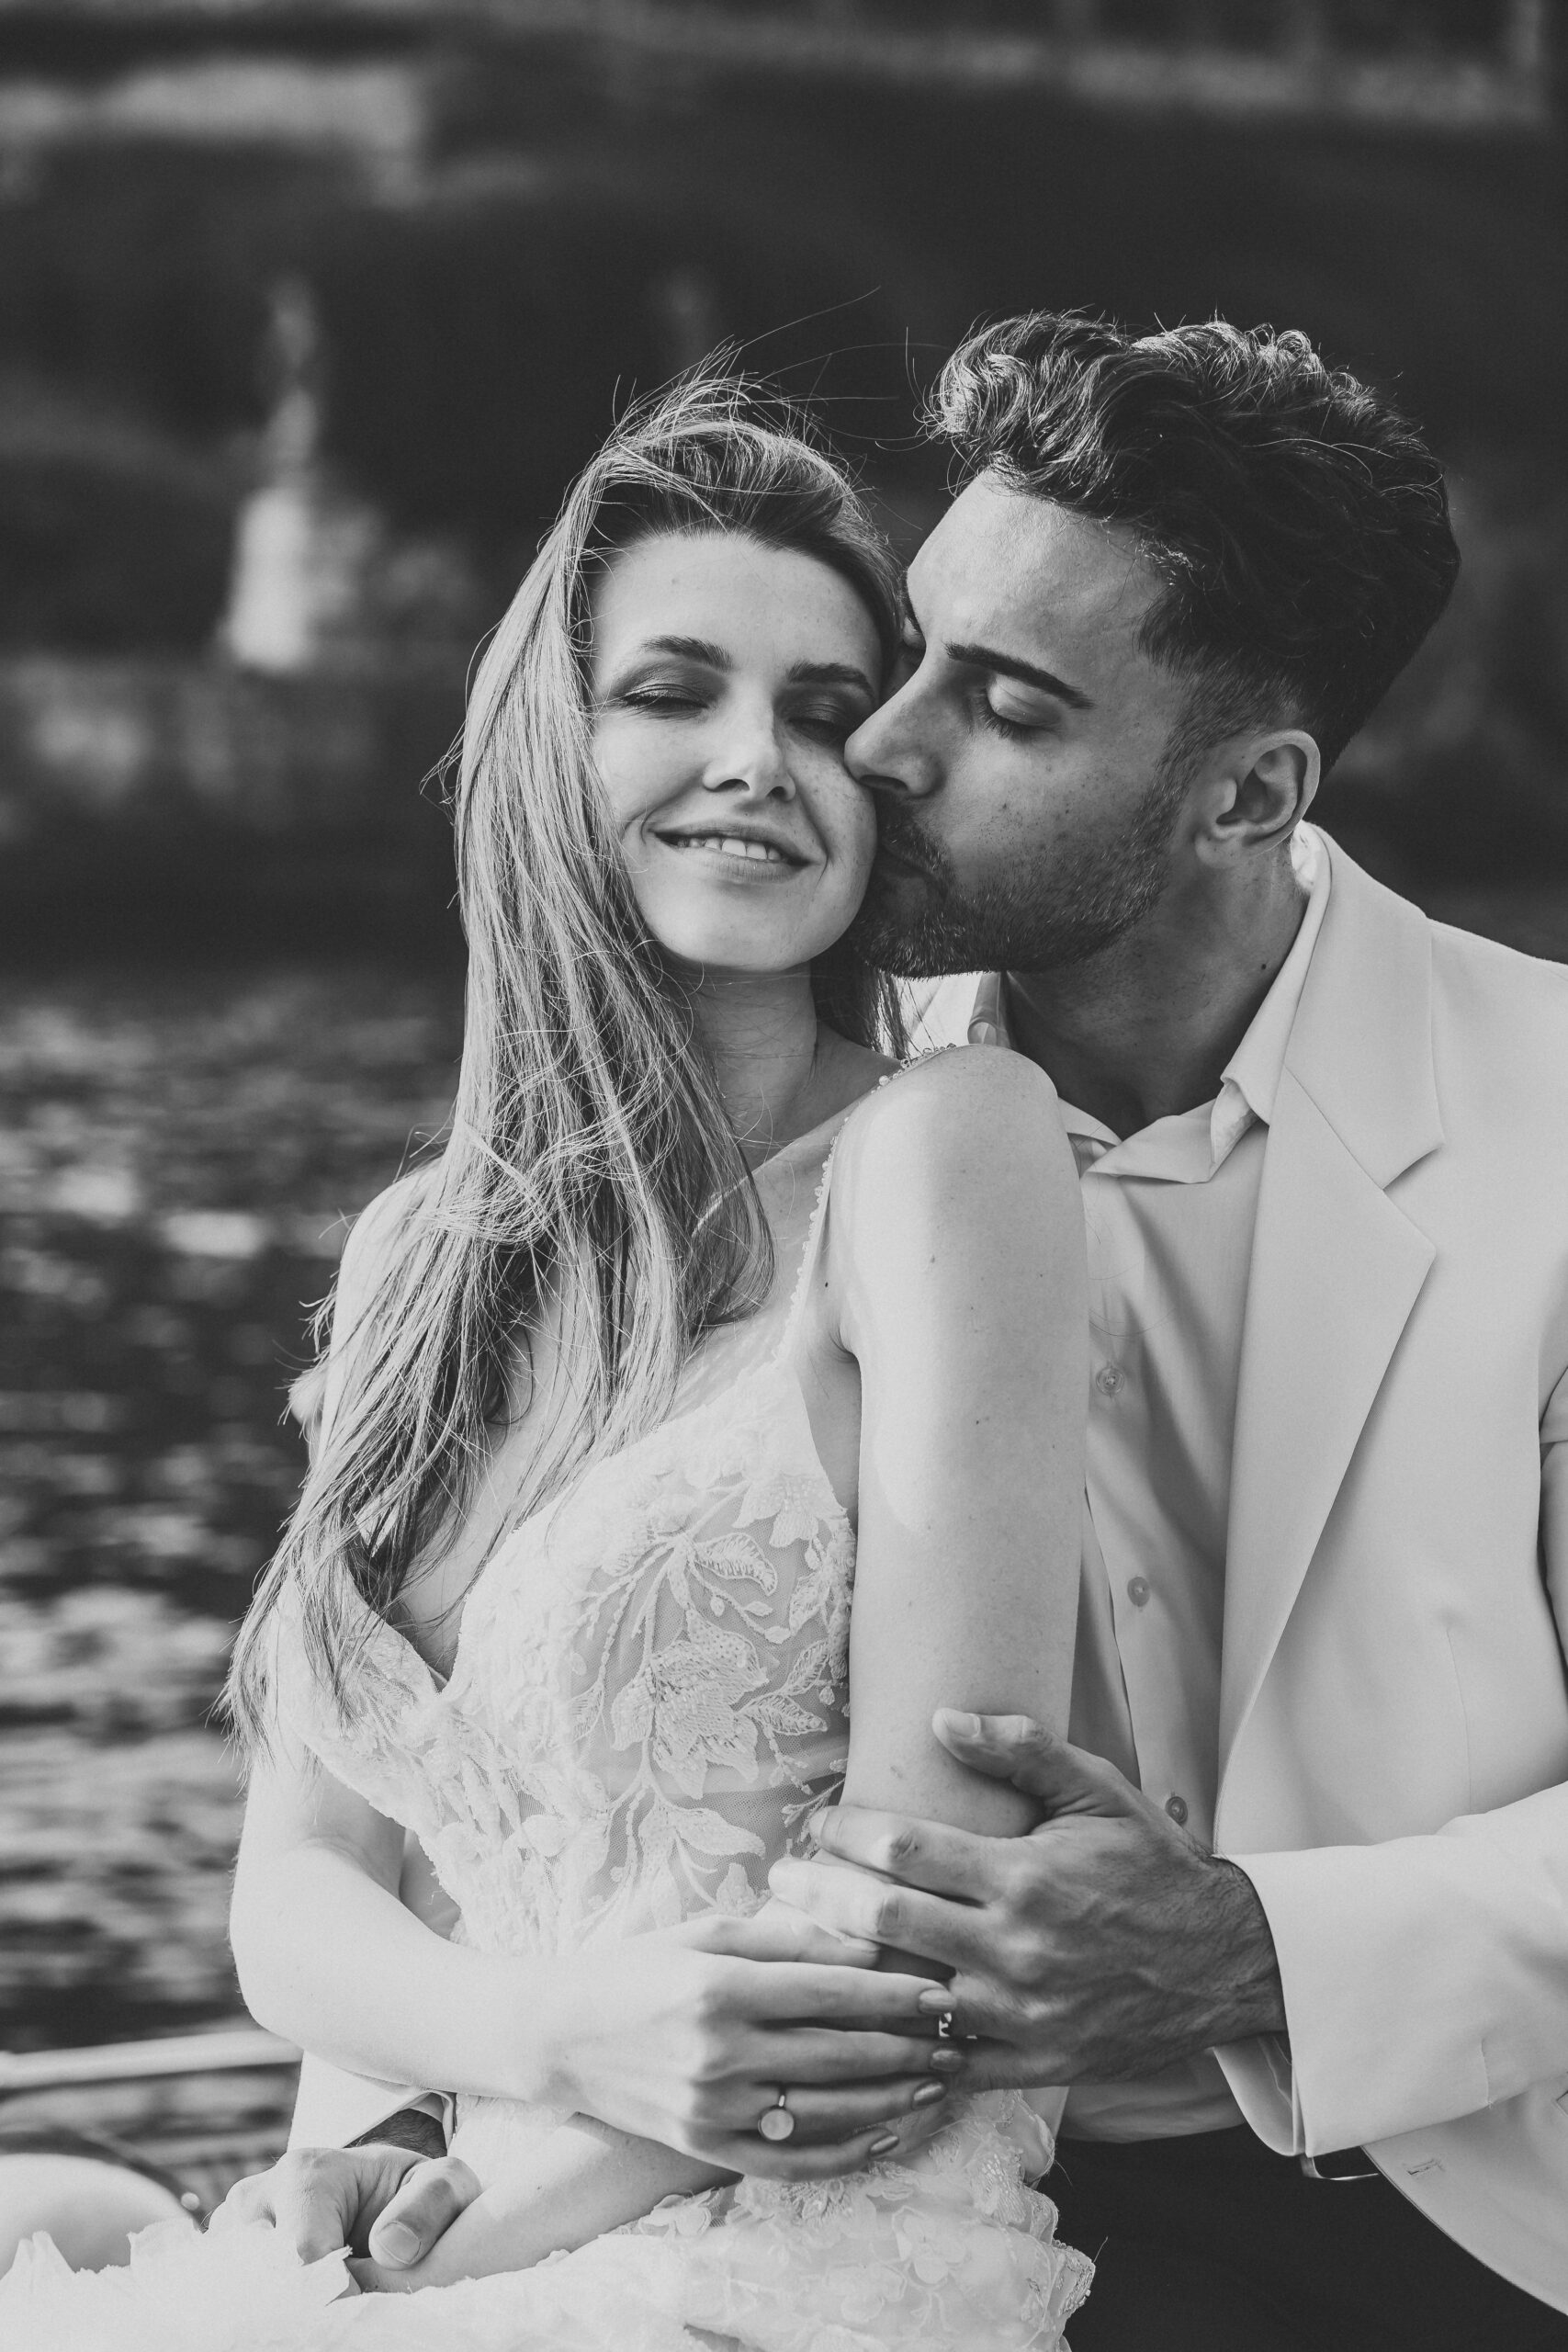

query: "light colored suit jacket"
xmin=917 ymin=832 xmax=1568 ymax=2310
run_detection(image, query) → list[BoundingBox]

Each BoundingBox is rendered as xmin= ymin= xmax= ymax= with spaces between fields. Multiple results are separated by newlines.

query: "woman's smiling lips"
xmin=651 ymin=823 xmax=810 ymax=874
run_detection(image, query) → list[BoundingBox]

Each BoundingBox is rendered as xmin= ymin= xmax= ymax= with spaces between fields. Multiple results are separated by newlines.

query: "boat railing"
xmin=0 ymin=2028 xmax=299 ymax=2101
xmin=0 ymin=2028 xmax=303 ymax=2214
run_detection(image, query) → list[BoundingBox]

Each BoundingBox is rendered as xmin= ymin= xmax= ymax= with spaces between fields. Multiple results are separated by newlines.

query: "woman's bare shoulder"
xmin=830 ymin=1045 xmax=1074 ymax=1259
xmin=288 ymin=1169 xmax=437 ymax=1445
xmin=336 ymin=1166 xmax=436 ymax=1304
xmin=841 ymin=1044 xmax=1064 ymax=1167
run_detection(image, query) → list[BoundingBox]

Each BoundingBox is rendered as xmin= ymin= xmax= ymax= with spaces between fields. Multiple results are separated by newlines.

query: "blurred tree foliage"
xmin=0 ymin=23 xmax=1561 ymax=872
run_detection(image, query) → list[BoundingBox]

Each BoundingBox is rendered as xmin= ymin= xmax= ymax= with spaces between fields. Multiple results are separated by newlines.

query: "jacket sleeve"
xmin=1214 ymin=1378 xmax=1568 ymax=2156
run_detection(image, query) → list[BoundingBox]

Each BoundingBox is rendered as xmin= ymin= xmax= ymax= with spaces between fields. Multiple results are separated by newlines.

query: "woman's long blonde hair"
xmin=227 ymin=378 xmax=905 ymax=1747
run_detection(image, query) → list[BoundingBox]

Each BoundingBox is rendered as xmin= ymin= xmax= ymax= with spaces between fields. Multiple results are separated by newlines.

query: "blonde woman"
xmin=7 ymin=386 xmax=1091 ymax=2346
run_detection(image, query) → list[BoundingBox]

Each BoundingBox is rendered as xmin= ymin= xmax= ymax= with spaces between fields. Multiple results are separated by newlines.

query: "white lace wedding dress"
xmin=5 ymin=1102 xmax=1091 ymax=2351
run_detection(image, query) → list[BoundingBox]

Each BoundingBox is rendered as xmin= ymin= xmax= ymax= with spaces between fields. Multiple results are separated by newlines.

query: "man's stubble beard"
xmin=848 ymin=757 xmax=1190 ymax=981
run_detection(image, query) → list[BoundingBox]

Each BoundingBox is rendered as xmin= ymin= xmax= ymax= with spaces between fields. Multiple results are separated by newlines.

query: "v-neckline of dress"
xmin=372 ymin=1091 xmax=874 ymax=1702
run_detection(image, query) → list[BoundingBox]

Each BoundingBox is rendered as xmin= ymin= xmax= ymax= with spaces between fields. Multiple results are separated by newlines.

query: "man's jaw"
xmin=849 ymin=862 xmax=984 ymax=979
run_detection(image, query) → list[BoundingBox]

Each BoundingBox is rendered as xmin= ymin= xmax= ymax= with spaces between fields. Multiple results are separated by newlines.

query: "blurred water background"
xmin=0 ymin=0 xmax=1565 ymax=2169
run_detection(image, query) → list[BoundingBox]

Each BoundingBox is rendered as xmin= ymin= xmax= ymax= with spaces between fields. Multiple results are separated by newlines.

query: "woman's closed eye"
xmin=613 ymin=681 xmax=710 ymax=718
xmin=785 ymin=694 xmax=871 ymax=745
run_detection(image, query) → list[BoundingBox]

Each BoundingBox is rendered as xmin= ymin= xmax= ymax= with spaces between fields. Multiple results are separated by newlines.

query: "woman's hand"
xmin=535 ymin=1902 xmax=958 ymax=2179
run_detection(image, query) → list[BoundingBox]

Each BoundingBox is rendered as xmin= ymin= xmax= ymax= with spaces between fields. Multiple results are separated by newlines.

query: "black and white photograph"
xmin=1 ymin=4 xmax=1566 ymax=2346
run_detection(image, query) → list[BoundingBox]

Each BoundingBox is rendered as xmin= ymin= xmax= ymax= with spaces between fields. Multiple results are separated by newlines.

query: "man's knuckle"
xmin=990 ymin=1843 xmax=1030 ymax=1900
xmin=997 ymin=1925 xmax=1041 ymax=1985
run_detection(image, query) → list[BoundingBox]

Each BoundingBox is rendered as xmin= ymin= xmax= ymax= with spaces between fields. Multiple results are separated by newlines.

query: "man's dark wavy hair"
xmin=926 ymin=311 xmax=1461 ymax=775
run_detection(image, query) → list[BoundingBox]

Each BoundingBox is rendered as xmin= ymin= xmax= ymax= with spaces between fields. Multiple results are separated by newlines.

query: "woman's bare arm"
xmin=350 ymin=1047 xmax=1089 ymax=2279
xmin=231 ymin=1178 xmax=940 ymax=2280
xmin=828 ymin=1046 xmax=1087 ymax=1860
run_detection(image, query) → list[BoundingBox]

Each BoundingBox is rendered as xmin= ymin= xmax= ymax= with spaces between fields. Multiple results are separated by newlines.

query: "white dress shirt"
xmin=965 ymin=826 xmax=1331 ymax=2141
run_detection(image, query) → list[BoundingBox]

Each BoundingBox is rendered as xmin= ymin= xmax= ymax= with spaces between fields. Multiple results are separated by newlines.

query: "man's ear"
xmin=1198 ymin=730 xmax=1319 ymax=863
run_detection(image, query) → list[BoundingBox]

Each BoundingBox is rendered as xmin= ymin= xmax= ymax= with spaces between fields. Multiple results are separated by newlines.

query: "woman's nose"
xmin=703 ymin=712 xmax=795 ymax=798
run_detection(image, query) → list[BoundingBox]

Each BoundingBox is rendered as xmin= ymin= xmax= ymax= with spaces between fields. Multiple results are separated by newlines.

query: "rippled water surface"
xmin=0 ymin=961 xmax=462 ymax=2050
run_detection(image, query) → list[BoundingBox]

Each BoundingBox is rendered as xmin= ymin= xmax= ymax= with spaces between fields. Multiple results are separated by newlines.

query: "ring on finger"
xmin=757 ymin=2088 xmax=795 ymax=2143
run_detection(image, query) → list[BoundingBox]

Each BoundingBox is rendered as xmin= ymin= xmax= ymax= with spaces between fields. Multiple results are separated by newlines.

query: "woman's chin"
xmin=648 ymin=935 xmax=829 ymax=986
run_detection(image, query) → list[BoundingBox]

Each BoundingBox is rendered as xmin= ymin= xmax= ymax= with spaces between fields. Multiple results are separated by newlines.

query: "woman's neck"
xmin=682 ymin=967 xmax=857 ymax=1167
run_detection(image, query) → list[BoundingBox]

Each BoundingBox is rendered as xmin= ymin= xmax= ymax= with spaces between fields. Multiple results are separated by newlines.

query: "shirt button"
xmin=1095 ymin=1363 xmax=1124 ymax=1397
xmin=1126 ymin=1576 xmax=1150 ymax=1608
xmin=1166 ymin=1794 xmax=1189 ymax=1826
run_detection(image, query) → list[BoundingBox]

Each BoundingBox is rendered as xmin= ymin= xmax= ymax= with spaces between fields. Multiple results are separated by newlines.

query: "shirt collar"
xmin=968 ymin=824 xmax=1332 ymax=1182
xmin=1220 ymin=823 xmax=1329 ymax=1130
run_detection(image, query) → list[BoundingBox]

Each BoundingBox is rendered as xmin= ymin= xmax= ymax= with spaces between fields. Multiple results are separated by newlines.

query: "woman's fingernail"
xmin=869 ymin=2133 xmax=899 ymax=2155
xmin=917 ymin=1987 xmax=955 ymax=2014
xmin=809 ymin=1807 xmax=838 ymax=1849
xmin=912 ymin=2080 xmax=949 ymax=2107
xmin=938 ymin=1709 xmax=983 ymax=1740
xmin=374 ymin=2222 xmax=420 ymax=2266
xmin=928 ymin=2046 xmax=964 ymax=2072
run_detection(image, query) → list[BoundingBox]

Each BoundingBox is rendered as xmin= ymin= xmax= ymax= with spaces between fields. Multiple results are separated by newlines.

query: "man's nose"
xmin=845 ymin=681 xmax=935 ymax=797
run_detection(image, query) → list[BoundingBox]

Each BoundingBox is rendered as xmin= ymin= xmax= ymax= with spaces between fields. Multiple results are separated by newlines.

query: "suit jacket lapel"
xmin=1217 ymin=838 xmax=1444 ymax=1790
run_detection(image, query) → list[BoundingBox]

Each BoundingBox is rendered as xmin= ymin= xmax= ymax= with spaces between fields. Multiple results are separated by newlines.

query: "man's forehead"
xmin=908 ymin=473 xmax=1157 ymax=649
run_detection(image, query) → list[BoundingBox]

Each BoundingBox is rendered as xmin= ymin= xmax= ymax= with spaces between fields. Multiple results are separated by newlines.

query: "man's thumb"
xmin=366 ymin=2155 xmax=481 ymax=2267
xmin=931 ymin=1711 xmax=1136 ymax=1815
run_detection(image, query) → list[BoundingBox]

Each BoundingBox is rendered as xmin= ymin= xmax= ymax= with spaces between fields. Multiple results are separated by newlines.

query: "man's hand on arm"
xmin=769 ymin=1711 xmax=1286 ymax=2089
xmin=211 ymin=2141 xmax=481 ymax=2277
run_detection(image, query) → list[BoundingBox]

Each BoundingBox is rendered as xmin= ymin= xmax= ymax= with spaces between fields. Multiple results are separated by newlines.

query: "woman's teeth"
xmin=672 ymin=835 xmax=786 ymax=864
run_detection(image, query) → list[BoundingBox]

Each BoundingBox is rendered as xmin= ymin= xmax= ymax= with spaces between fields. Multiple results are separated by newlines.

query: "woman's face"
xmin=589 ymin=531 xmax=882 ymax=978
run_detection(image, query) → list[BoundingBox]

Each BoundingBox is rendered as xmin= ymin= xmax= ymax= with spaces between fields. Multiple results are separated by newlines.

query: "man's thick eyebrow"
xmin=946 ymin=640 xmax=1093 ymax=711
xmin=786 ymin=659 xmax=876 ymax=695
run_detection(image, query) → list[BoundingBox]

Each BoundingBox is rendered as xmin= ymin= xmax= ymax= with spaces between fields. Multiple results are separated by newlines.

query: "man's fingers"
xmin=768 ymin=1857 xmax=982 ymax=1972
xmin=213 ymin=2149 xmax=414 ymax=2262
xmin=365 ymin=2156 xmax=482 ymax=2268
xmin=932 ymin=1711 xmax=1138 ymax=1815
xmin=209 ymin=2177 xmax=267 ymax=2235
xmin=811 ymin=1805 xmax=997 ymax=1900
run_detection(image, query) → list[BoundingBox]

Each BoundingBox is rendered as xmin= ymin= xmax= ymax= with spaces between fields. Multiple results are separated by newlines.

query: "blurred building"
xmin=0 ymin=0 xmax=1562 ymax=934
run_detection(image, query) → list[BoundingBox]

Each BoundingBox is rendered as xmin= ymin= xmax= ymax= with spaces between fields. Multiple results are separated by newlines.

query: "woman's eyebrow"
xmin=637 ymin=634 xmax=732 ymax=667
xmin=786 ymin=660 xmax=876 ymax=695
xmin=946 ymin=639 xmax=1094 ymax=711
